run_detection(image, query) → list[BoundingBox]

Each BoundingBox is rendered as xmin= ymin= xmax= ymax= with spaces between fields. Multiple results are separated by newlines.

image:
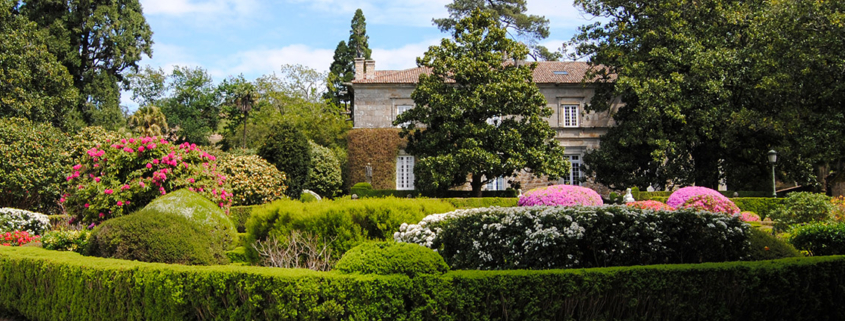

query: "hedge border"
xmin=2 ymin=247 xmax=845 ymax=320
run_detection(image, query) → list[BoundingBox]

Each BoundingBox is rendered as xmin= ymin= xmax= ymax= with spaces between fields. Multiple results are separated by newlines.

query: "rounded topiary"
xmin=769 ymin=192 xmax=833 ymax=228
xmin=0 ymin=118 xmax=70 ymax=214
xmin=258 ymin=121 xmax=311 ymax=199
xmin=85 ymin=208 xmax=227 ymax=265
xmin=351 ymin=182 xmax=373 ymax=190
xmin=747 ymin=228 xmax=801 ymax=260
xmin=666 ymin=186 xmax=730 ymax=209
xmin=739 ymin=211 xmax=761 ymax=222
xmin=518 ymin=185 xmax=603 ymax=207
xmin=305 ymin=141 xmax=342 ymax=198
xmin=142 ymin=189 xmax=237 ymax=250
xmin=788 ymin=222 xmax=845 ymax=256
xmin=335 ymin=242 xmax=449 ymax=277
xmin=216 ymin=154 xmax=287 ymax=206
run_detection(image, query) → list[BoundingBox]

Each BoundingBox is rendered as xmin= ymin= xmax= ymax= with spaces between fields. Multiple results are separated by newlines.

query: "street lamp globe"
xmin=767 ymin=150 xmax=778 ymax=165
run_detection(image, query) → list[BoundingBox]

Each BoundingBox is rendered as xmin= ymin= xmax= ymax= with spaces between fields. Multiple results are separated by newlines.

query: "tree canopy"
xmin=324 ymin=9 xmax=372 ymax=112
xmin=398 ymin=9 xmax=568 ymax=196
xmin=434 ymin=0 xmax=561 ymax=61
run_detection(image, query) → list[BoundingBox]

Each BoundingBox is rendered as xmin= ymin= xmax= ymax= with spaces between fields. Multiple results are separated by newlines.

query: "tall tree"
xmin=220 ymin=76 xmax=259 ymax=149
xmin=159 ymin=66 xmax=220 ymax=145
xmin=434 ymin=0 xmax=561 ymax=61
xmin=324 ymin=41 xmax=353 ymax=108
xmin=127 ymin=65 xmax=168 ymax=107
xmin=397 ymin=9 xmax=568 ymax=196
xmin=0 ymin=0 xmax=80 ymax=130
xmin=347 ymin=9 xmax=372 ymax=59
xmin=18 ymin=0 xmax=153 ymax=128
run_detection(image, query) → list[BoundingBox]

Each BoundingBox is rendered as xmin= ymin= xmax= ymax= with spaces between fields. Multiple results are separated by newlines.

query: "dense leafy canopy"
xmin=573 ymin=0 xmax=845 ymax=191
xmin=434 ymin=0 xmax=560 ymax=61
xmin=258 ymin=121 xmax=312 ymax=198
xmin=325 ymin=9 xmax=372 ymax=111
xmin=398 ymin=9 xmax=568 ymax=196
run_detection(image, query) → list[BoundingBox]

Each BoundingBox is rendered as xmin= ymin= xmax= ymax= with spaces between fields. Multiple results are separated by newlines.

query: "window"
xmin=396 ymin=156 xmax=415 ymax=190
xmin=561 ymin=105 xmax=579 ymax=128
xmin=486 ymin=176 xmax=505 ymax=191
xmin=396 ymin=105 xmax=413 ymax=128
xmin=562 ymin=155 xmax=582 ymax=185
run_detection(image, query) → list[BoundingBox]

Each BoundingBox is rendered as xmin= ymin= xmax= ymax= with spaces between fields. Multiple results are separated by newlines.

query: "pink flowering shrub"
xmin=63 ymin=136 xmax=233 ymax=224
xmin=680 ymin=195 xmax=741 ymax=215
xmin=518 ymin=185 xmax=603 ymax=207
xmin=739 ymin=211 xmax=761 ymax=222
xmin=666 ymin=186 xmax=730 ymax=208
xmin=627 ymin=200 xmax=675 ymax=211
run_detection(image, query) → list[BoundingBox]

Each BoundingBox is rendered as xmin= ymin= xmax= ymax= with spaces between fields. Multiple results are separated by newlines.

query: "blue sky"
xmin=125 ymin=0 xmax=600 ymax=108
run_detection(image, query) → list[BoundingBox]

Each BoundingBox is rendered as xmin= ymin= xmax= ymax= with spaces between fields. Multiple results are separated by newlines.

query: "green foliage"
xmin=0 ymin=118 xmax=70 ymax=214
xmin=789 ymin=223 xmax=845 ymax=256
xmin=19 ymin=0 xmax=152 ymax=129
xmin=441 ymin=197 xmax=518 ymax=208
xmin=258 ymin=121 xmax=311 ymax=198
xmin=306 ymin=141 xmax=342 ymax=198
xmin=41 ymin=229 xmax=90 ymax=253
xmin=215 ymin=154 xmax=287 ymax=206
xmin=219 ymin=75 xmax=259 ymax=150
xmin=142 ymin=189 xmax=237 ymax=251
xmin=351 ymin=182 xmax=373 ymax=190
xmin=347 ymin=128 xmax=405 ymax=190
xmin=225 ymin=246 xmax=248 ymax=263
xmin=160 ymin=66 xmax=221 ymax=145
xmin=731 ymin=198 xmax=784 ymax=219
xmin=746 ymin=228 xmax=802 ymax=260
xmin=399 ymin=10 xmax=568 ymax=196
xmin=434 ymin=0 xmax=558 ymax=61
xmin=300 ymin=192 xmax=319 ymax=203
xmin=63 ymin=137 xmax=233 ymax=223
xmin=324 ymin=41 xmax=353 ymax=108
xmin=244 ymin=197 xmax=455 ymax=262
xmin=349 ymin=188 xmax=421 ymax=199
xmin=0 ymin=208 xmax=51 ymax=235
xmin=229 ymin=206 xmax=256 ymax=233
xmin=67 ymin=126 xmax=123 ymax=162
xmin=769 ymin=192 xmax=833 ymax=229
xmin=347 ymin=9 xmax=372 ymax=60
xmin=127 ymin=105 xmax=169 ymax=137
xmin=0 ymin=0 xmax=79 ymax=130
xmin=3 ymin=247 xmax=845 ymax=320
xmin=85 ymin=207 xmax=228 ymax=265
xmin=335 ymin=242 xmax=449 ymax=277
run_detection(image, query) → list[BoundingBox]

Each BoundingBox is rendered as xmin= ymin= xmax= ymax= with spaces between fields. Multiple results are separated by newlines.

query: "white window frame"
xmin=561 ymin=104 xmax=579 ymax=128
xmin=562 ymin=155 xmax=583 ymax=185
xmin=396 ymin=156 xmax=415 ymax=190
xmin=396 ymin=105 xmax=413 ymax=128
xmin=486 ymin=176 xmax=506 ymax=191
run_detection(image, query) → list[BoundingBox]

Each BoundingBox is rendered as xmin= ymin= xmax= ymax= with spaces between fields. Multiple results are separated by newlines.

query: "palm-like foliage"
xmin=226 ymin=81 xmax=259 ymax=149
xmin=127 ymin=106 xmax=168 ymax=137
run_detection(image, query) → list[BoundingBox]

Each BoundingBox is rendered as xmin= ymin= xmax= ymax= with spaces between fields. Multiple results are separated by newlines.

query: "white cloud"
xmin=211 ymin=45 xmax=336 ymax=79
xmin=370 ymin=38 xmax=442 ymax=70
xmin=526 ymin=0 xmax=604 ymax=29
xmin=285 ymin=0 xmax=450 ymax=27
xmin=141 ymin=0 xmax=258 ymax=16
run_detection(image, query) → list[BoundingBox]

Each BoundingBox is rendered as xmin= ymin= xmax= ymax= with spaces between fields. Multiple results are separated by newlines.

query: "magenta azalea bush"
xmin=739 ymin=211 xmax=761 ymax=222
xmin=666 ymin=186 xmax=730 ymax=208
xmin=63 ymin=136 xmax=233 ymax=224
xmin=680 ymin=195 xmax=741 ymax=215
xmin=518 ymin=185 xmax=603 ymax=207
xmin=627 ymin=200 xmax=675 ymax=211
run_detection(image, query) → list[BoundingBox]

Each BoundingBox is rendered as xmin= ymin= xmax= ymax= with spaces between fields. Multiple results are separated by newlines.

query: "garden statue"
xmin=623 ymin=188 xmax=636 ymax=203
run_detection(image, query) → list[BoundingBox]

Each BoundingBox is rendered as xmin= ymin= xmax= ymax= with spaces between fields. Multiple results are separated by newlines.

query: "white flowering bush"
xmin=0 ymin=208 xmax=51 ymax=235
xmin=396 ymin=206 xmax=750 ymax=270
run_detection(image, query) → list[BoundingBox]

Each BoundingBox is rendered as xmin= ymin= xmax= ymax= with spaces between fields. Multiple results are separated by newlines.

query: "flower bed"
xmin=626 ymin=200 xmax=674 ymax=211
xmin=518 ymin=185 xmax=603 ymax=207
xmin=680 ymin=194 xmax=741 ymax=214
xmin=0 ymin=208 xmax=51 ymax=235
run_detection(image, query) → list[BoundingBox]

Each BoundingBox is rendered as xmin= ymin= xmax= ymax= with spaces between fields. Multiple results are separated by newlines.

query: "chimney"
xmin=354 ymin=58 xmax=365 ymax=81
xmin=365 ymin=59 xmax=376 ymax=79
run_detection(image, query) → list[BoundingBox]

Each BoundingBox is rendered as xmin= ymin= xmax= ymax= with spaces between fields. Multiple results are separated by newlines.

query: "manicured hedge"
xmin=2 ymin=247 xmax=845 ymax=320
xmin=229 ymin=206 xmax=256 ymax=233
xmin=635 ymin=190 xmax=771 ymax=200
xmin=732 ymin=197 xmax=785 ymax=219
xmin=441 ymin=197 xmax=518 ymax=208
xmin=349 ymin=188 xmax=518 ymax=199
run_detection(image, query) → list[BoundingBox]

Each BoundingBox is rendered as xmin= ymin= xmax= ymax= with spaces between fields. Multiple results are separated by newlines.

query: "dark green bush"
xmin=142 ymin=189 xmax=237 ymax=250
xmin=769 ymin=192 xmax=833 ymax=229
xmin=335 ymin=242 xmax=449 ymax=277
xmin=258 ymin=121 xmax=311 ymax=198
xmin=731 ymin=197 xmax=784 ymax=219
xmin=244 ymin=197 xmax=455 ymax=262
xmin=85 ymin=208 xmax=228 ymax=265
xmin=441 ymin=197 xmax=518 ymax=208
xmin=789 ymin=222 xmax=845 ymax=256
xmin=0 ymin=117 xmax=70 ymax=214
xmin=2 ymin=246 xmax=845 ymax=320
xmin=746 ymin=228 xmax=802 ymax=260
xmin=305 ymin=141 xmax=342 ymax=198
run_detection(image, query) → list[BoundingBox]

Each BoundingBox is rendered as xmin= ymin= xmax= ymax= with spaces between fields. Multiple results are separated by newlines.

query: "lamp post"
xmin=768 ymin=150 xmax=778 ymax=198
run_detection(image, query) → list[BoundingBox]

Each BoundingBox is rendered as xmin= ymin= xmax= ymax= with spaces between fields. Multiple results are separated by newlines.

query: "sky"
xmin=124 ymin=0 xmax=601 ymax=109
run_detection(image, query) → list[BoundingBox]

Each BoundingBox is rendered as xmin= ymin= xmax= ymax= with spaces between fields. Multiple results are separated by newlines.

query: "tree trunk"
xmin=471 ymin=174 xmax=483 ymax=198
xmin=242 ymin=110 xmax=248 ymax=149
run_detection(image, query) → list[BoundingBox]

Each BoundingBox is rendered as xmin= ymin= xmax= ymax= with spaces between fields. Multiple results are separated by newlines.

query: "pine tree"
xmin=347 ymin=9 xmax=372 ymax=59
xmin=325 ymin=9 xmax=372 ymax=113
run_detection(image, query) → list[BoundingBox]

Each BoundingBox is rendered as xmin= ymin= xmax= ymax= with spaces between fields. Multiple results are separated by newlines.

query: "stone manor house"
xmin=347 ymin=57 xmax=621 ymax=193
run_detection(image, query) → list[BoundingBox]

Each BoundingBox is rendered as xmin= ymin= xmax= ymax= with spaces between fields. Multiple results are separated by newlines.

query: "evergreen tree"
xmin=325 ymin=9 xmax=372 ymax=113
xmin=258 ymin=121 xmax=312 ymax=198
xmin=347 ymin=9 xmax=372 ymax=59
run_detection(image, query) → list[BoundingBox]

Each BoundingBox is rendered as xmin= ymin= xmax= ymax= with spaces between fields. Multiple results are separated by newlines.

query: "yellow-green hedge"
xmin=2 ymin=247 xmax=845 ymax=320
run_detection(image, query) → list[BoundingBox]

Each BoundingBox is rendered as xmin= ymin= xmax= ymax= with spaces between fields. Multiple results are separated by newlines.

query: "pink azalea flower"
xmin=129 ymin=138 xmax=135 ymax=143
xmin=98 ymin=213 xmax=104 ymax=218
xmin=188 ymin=178 xmax=195 ymax=183
xmin=73 ymin=164 xmax=82 ymax=170
xmin=138 ymin=146 xmax=145 ymax=152
xmin=121 ymin=139 xmax=127 ymax=144
xmin=146 ymin=163 xmax=153 ymax=169
xmin=94 ymin=177 xmax=101 ymax=183
xmin=139 ymin=181 xmax=145 ymax=188
xmin=94 ymin=164 xmax=99 ymax=168
xmin=59 ymin=198 xmax=65 ymax=203
xmin=84 ymin=203 xmax=89 ymax=208
xmin=104 ymin=189 xmax=113 ymax=195
xmin=117 ymin=201 xmax=124 ymax=206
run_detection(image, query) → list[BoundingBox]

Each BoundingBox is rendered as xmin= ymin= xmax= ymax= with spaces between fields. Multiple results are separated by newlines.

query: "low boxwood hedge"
xmin=1 ymin=247 xmax=845 ymax=320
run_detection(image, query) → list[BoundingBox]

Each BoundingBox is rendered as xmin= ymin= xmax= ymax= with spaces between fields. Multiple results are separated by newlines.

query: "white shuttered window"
xmin=396 ymin=156 xmax=415 ymax=190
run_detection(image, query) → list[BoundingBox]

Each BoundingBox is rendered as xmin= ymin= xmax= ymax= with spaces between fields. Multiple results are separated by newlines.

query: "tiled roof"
xmin=352 ymin=61 xmax=596 ymax=84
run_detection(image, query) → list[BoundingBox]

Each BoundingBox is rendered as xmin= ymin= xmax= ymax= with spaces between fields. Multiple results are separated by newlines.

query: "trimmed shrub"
xmin=789 ymin=222 xmax=845 ymax=256
xmin=518 ymin=185 xmax=603 ymax=207
xmin=0 ymin=208 xmax=51 ymax=235
xmin=730 ymin=198 xmax=783 ymax=219
xmin=351 ymin=182 xmax=373 ymax=190
xmin=335 ymin=242 xmax=449 ymax=277
xmin=680 ymin=194 xmax=740 ymax=214
xmin=306 ymin=141 xmax=342 ymax=198
xmin=666 ymin=186 xmax=731 ymax=209
xmin=41 ymin=229 xmax=90 ymax=253
xmin=0 ymin=117 xmax=70 ymax=214
xmin=626 ymin=200 xmax=674 ymax=211
xmin=245 ymin=197 xmax=455 ymax=262
xmin=216 ymin=154 xmax=287 ymax=206
xmin=740 ymin=211 xmax=761 ymax=222
xmin=769 ymin=192 xmax=833 ymax=229
xmin=441 ymin=197 xmax=518 ymax=208
xmin=85 ymin=208 xmax=228 ymax=265
xmin=300 ymin=191 xmax=319 ymax=203
xmin=141 ymin=189 xmax=237 ymax=251
xmin=746 ymin=228 xmax=801 ymax=260
xmin=258 ymin=121 xmax=311 ymax=198
xmin=229 ymin=206 xmax=255 ymax=233
xmin=63 ymin=136 xmax=233 ymax=223
xmin=3 ymin=247 xmax=845 ymax=320
xmin=396 ymin=206 xmax=749 ymax=269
